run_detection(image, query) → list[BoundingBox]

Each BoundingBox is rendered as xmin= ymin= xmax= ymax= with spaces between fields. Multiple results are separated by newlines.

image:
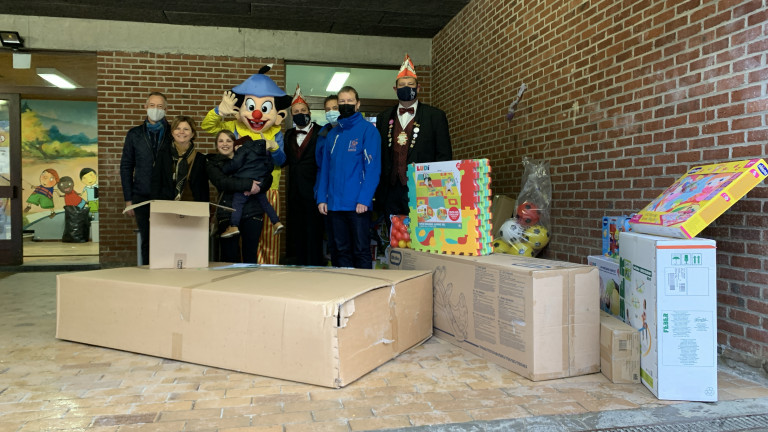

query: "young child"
xmin=220 ymin=136 xmax=284 ymax=238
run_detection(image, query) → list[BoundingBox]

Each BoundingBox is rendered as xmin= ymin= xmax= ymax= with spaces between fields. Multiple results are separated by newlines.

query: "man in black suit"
xmin=375 ymin=54 xmax=453 ymax=217
xmin=283 ymin=84 xmax=325 ymax=266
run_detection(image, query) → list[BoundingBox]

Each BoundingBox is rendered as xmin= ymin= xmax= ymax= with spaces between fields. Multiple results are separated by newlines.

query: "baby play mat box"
xmin=407 ymin=159 xmax=493 ymax=255
xmin=56 ymin=266 xmax=433 ymax=388
xmin=123 ymin=200 xmax=229 ymax=269
xmin=630 ymin=159 xmax=768 ymax=239
xmin=619 ymin=232 xmax=717 ymax=401
xmin=389 ymin=249 xmax=600 ymax=381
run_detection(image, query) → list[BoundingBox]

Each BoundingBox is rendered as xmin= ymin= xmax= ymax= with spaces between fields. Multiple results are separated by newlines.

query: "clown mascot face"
xmin=201 ymin=65 xmax=292 ymax=264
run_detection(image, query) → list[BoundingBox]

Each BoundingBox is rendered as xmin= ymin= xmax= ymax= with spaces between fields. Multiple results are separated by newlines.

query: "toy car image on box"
xmin=630 ymin=159 xmax=768 ymax=239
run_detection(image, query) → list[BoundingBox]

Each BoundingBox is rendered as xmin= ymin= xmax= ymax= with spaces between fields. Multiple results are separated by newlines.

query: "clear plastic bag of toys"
xmin=493 ymin=157 xmax=552 ymax=257
xmin=389 ymin=215 xmax=412 ymax=249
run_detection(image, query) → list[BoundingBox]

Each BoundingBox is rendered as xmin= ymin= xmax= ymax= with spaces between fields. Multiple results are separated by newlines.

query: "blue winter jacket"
xmin=316 ymin=112 xmax=381 ymax=211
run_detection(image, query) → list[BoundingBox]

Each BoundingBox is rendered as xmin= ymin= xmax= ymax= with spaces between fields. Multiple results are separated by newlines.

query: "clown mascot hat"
xmin=231 ymin=64 xmax=293 ymax=111
xmin=396 ymin=53 xmax=418 ymax=81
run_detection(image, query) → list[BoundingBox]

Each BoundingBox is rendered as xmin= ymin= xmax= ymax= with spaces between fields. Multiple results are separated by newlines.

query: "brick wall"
xmin=97 ymin=52 xmax=286 ymax=265
xmin=433 ymin=0 xmax=768 ymax=371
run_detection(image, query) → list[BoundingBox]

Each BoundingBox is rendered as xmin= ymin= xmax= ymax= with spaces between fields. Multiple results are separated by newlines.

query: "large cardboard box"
xmin=588 ymin=255 xmax=625 ymax=322
xmin=388 ymin=249 xmax=600 ymax=381
xmin=600 ymin=311 xmax=640 ymax=384
xmin=630 ymin=158 xmax=768 ymax=239
xmin=619 ymin=232 xmax=717 ymax=401
xmin=56 ymin=266 xmax=433 ymax=388
xmin=123 ymin=200 xmax=225 ymax=269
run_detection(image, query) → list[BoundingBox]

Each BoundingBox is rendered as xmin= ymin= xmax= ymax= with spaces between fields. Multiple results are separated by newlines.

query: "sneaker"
xmin=273 ymin=222 xmax=285 ymax=235
xmin=220 ymin=226 xmax=240 ymax=238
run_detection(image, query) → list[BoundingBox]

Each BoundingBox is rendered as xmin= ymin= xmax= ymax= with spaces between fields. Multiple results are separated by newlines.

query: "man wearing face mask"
xmin=316 ymin=87 xmax=381 ymax=269
xmin=120 ymin=91 xmax=173 ymax=265
xmin=283 ymin=84 xmax=325 ymax=266
xmin=375 ymin=54 xmax=453 ymax=218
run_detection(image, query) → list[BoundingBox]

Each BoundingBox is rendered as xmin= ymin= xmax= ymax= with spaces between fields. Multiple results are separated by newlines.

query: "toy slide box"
xmin=630 ymin=159 xmax=768 ymax=239
xmin=56 ymin=266 xmax=433 ymax=388
xmin=619 ymin=232 xmax=717 ymax=401
xmin=388 ymin=249 xmax=600 ymax=381
xmin=588 ymin=255 xmax=625 ymax=323
xmin=123 ymin=200 xmax=232 ymax=269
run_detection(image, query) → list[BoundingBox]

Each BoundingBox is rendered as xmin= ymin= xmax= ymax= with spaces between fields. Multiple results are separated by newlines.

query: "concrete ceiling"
xmin=0 ymin=0 xmax=470 ymax=38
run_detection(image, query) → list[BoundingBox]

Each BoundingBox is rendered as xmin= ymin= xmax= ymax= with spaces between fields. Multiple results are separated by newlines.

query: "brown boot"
xmin=273 ymin=222 xmax=285 ymax=235
xmin=220 ymin=225 xmax=240 ymax=238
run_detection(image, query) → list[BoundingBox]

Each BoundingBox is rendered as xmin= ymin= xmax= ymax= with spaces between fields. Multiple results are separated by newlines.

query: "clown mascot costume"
xmin=202 ymin=65 xmax=292 ymax=264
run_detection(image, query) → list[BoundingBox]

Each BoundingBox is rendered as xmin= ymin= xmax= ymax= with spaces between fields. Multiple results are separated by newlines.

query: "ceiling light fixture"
xmin=0 ymin=31 xmax=24 ymax=49
xmin=36 ymin=68 xmax=79 ymax=89
xmin=326 ymin=71 xmax=350 ymax=92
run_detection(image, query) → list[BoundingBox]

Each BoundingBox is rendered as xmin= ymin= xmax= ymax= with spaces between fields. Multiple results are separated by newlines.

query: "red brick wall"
xmin=433 ymin=1 xmax=768 ymax=370
xmin=97 ymin=52 xmax=286 ymax=265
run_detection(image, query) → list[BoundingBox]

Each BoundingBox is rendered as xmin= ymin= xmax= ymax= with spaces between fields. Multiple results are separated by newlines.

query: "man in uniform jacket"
xmin=283 ymin=85 xmax=325 ymax=266
xmin=375 ymin=54 xmax=453 ymax=218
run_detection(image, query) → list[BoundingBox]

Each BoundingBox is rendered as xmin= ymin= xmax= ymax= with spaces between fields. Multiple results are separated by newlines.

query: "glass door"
xmin=0 ymin=94 xmax=21 ymax=265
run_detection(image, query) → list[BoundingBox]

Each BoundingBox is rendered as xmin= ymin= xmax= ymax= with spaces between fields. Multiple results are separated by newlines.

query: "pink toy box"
xmin=630 ymin=159 xmax=767 ymax=239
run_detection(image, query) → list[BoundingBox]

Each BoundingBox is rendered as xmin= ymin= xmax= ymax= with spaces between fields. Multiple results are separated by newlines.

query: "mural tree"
xmin=21 ymin=110 xmax=52 ymax=160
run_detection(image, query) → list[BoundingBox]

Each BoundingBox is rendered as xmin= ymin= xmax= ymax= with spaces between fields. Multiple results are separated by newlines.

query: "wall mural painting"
xmin=21 ymin=99 xmax=98 ymax=242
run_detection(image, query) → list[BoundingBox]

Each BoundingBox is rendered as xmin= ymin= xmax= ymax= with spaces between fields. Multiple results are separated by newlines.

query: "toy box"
xmin=630 ymin=159 xmax=768 ymax=239
xmin=602 ymin=215 xmax=633 ymax=259
xmin=619 ymin=232 xmax=717 ymax=401
xmin=588 ymin=255 xmax=624 ymax=322
xmin=407 ymin=160 xmax=493 ymax=255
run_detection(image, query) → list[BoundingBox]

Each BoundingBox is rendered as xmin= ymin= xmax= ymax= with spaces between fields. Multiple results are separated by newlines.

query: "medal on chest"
xmin=388 ymin=119 xmax=420 ymax=149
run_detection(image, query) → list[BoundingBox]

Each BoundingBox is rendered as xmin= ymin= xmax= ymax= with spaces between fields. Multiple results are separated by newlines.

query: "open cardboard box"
xmin=56 ymin=266 xmax=433 ymax=388
xmin=389 ymin=249 xmax=600 ymax=381
xmin=123 ymin=200 xmax=231 ymax=269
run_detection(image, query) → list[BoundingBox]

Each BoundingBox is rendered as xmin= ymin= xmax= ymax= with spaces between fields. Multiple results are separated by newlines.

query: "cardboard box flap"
xmin=123 ymin=199 xmax=233 ymax=215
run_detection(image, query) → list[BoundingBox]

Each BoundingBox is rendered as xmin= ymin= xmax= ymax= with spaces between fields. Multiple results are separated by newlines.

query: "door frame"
xmin=0 ymin=93 xmax=21 ymax=265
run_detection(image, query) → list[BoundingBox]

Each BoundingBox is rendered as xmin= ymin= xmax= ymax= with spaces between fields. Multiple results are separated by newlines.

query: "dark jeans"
xmin=231 ymin=192 xmax=279 ymax=226
xmin=132 ymin=194 xmax=150 ymax=265
xmin=219 ymin=213 xmax=264 ymax=263
xmin=328 ymin=210 xmax=372 ymax=269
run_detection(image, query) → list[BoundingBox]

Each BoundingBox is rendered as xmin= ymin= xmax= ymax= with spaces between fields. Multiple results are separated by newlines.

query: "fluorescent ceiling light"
xmin=36 ymin=68 xmax=79 ymax=89
xmin=326 ymin=71 xmax=350 ymax=92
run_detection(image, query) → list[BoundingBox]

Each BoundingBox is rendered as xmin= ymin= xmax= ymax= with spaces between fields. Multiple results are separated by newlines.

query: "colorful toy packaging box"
xmin=602 ymin=215 xmax=634 ymax=259
xmin=630 ymin=159 xmax=768 ymax=239
xmin=588 ymin=255 xmax=624 ymax=322
xmin=407 ymin=159 xmax=493 ymax=255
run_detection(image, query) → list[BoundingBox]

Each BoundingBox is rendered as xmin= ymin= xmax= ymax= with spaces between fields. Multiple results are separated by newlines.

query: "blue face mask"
xmin=396 ymin=86 xmax=417 ymax=102
xmin=325 ymin=110 xmax=340 ymax=125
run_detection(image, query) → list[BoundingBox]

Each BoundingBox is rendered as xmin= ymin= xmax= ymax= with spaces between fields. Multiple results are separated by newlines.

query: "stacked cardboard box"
xmin=600 ymin=311 xmax=640 ymax=383
xmin=389 ymin=249 xmax=600 ymax=381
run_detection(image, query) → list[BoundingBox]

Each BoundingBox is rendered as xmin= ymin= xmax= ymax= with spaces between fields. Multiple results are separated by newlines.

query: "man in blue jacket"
xmin=316 ymin=86 xmax=381 ymax=269
xmin=120 ymin=92 xmax=172 ymax=265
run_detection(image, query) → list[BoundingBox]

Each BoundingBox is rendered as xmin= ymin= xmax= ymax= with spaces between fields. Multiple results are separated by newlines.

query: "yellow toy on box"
xmin=630 ymin=159 xmax=767 ymax=239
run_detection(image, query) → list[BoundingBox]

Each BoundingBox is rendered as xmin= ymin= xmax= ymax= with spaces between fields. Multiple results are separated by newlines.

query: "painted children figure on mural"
xmin=79 ymin=167 xmax=99 ymax=216
xmin=57 ymin=176 xmax=86 ymax=209
xmin=25 ymin=168 xmax=59 ymax=217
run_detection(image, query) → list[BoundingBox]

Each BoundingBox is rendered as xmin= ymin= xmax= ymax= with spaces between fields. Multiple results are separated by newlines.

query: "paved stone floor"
xmin=1 ymin=271 xmax=767 ymax=432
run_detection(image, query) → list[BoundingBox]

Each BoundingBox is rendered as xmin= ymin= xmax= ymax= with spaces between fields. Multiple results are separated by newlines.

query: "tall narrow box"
xmin=619 ymin=232 xmax=717 ymax=401
xmin=600 ymin=311 xmax=640 ymax=384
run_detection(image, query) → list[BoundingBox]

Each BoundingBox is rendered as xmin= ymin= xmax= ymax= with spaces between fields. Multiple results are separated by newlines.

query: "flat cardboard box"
xmin=123 ymin=200 xmax=227 ymax=269
xmin=619 ymin=232 xmax=717 ymax=401
xmin=56 ymin=266 xmax=433 ymax=388
xmin=600 ymin=311 xmax=640 ymax=384
xmin=491 ymin=194 xmax=517 ymax=238
xmin=388 ymin=249 xmax=600 ymax=381
xmin=630 ymin=158 xmax=768 ymax=238
xmin=588 ymin=255 xmax=625 ymax=322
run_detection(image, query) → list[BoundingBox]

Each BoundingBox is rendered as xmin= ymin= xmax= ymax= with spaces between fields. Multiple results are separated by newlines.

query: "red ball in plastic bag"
xmin=516 ymin=201 xmax=540 ymax=226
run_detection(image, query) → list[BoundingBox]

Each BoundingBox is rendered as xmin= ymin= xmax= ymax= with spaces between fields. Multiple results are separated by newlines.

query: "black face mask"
xmin=396 ymin=86 xmax=418 ymax=102
xmin=293 ymin=113 xmax=311 ymax=127
xmin=338 ymin=104 xmax=357 ymax=119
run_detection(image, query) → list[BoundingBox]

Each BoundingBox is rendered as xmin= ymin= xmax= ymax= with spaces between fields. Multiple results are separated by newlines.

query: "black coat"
xmin=207 ymin=153 xmax=273 ymax=221
xmin=151 ymin=145 xmax=210 ymax=203
xmin=284 ymin=123 xmax=321 ymax=204
xmin=222 ymin=138 xmax=274 ymax=185
xmin=376 ymin=102 xmax=453 ymax=179
xmin=119 ymin=119 xmax=172 ymax=202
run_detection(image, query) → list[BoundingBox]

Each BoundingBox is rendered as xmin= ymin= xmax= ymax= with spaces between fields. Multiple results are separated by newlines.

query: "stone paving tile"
xmin=468 ymin=404 xmax=531 ymax=421
xmin=285 ymin=419 xmax=351 ymax=432
xmin=312 ymin=407 xmax=374 ymax=422
xmin=409 ymin=410 xmax=473 ymax=426
xmin=348 ymin=414 xmax=411 ymax=431
xmin=219 ymin=426 xmax=282 ymax=432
